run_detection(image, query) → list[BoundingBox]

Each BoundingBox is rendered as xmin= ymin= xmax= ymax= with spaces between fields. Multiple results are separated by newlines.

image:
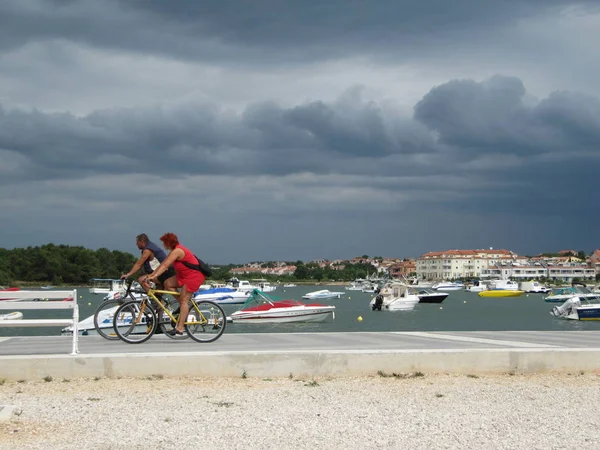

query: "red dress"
xmin=173 ymin=244 xmax=206 ymax=292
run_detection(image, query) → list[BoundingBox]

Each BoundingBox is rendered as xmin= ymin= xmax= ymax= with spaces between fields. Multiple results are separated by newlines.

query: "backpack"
xmin=181 ymin=254 xmax=213 ymax=278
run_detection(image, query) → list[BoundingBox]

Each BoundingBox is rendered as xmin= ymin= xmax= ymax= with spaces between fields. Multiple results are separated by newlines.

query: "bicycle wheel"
xmin=157 ymin=298 xmax=189 ymax=341
xmin=185 ymin=300 xmax=226 ymax=343
xmin=93 ymin=299 xmax=123 ymax=341
xmin=113 ymin=300 xmax=157 ymax=344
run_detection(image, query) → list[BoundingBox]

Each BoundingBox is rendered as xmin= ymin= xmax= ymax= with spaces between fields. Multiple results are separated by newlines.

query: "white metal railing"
xmin=0 ymin=289 xmax=79 ymax=355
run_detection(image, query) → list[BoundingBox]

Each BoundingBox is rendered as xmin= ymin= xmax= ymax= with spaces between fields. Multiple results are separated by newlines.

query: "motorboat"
xmin=488 ymin=280 xmax=520 ymax=291
xmin=302 ymin=289 xmax=345 ymax=300
xmin=230 ymin=289 xmax=335 ymax=323
xmin=519 ymin=281 xmax=551 ymax=294
xmin=0 ymin=286 xmax=21 ymax=301
xmin=409 ymin=287 xmax=449 ymax=304
xmin=370 ymin=282 xmax=420 ymax=311
xmin=465 ymin=280 xmax=489 ymax=292
xmin=0 ymin=311 xmax=23 ymax=321
xmin=283 ymin=283 xmax=297 ymax=288
xmin=192 ymin=287 xmax=250 ymax=305
xmin=361 ymin=283 xmax=378 ymax=293
xmin=89 ymin=278 xmax=125 ymax=295
xmin=478 ymin=290 xmax=524 ymax=298
xmin=345 ymin=281 xmax=364 ymax=291
xmin=405 ymin=277 xmax=435 ymax=288
xmin=550 ymin=296 xmax=600 ymax=321
xmin=431 ymin=281 xmax=464 ymax=291
xmin=544 ymin=285 xmax=600 ymax=303
xmin=252 ymin=279 xmax=277 ymax=293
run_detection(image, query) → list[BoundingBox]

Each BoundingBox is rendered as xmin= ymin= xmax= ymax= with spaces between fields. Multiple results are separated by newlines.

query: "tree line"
xmin=0 ymin=244 xmax=137 ymax=285
xmin=0 ymin=245 xmax=381 ymax=286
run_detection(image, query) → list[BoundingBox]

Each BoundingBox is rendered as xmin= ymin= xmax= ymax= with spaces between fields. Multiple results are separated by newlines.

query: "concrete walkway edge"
xmin=1 ymin=348 xmax=600 ymax=381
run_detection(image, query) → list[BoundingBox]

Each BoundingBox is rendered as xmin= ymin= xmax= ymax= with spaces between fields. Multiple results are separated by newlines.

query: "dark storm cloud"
xmin=0 ymin=88 xmax=434 ymax=183
xmin=1 ymin=75 xmax=598 ymax=217
xmin=414 ymin=75 xmax=600 ymax=157
xmin=1 ymin=0 xmax=598 ymax=63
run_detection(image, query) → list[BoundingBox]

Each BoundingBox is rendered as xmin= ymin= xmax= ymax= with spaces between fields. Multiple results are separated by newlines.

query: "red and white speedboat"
xmin=0 ymin=286 xmax=21 ymax=302
xmin=230 ymin=289 xmax=335 ymax=323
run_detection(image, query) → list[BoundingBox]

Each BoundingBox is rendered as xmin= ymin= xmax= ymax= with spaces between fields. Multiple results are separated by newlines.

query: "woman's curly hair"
xmin=160 ymin=232 xmax=179 ymax=250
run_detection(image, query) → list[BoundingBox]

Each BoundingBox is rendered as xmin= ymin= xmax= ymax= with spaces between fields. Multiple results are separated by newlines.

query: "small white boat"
xmin=345 ymin=281 xmax=364 ymax=291
xmin=519 ymin=281 xmax=550 ymax=294
xmin=544 ymin=285 xmax=600 ymax=303
xmin=302 ymin=289 xmax=345 ymax=300
xmin=0 ymin=311 xmax=23 ymax=321
xmin=231 ymin=289 xmax=335 ymax=323
xmin=370 ymin=282 xmax=420 ymax=311
xmin=89 ymin=278 xmax=125 ymax=295
xmin=283 ymin=283 xmax=297 ymax=288
xmin=432 ymin=281 xmax=464 ymax=291
xmin=192 ymin=287 xmax=250 ymax=305
xmin=465 ymin=280 xmax=489 ymax=292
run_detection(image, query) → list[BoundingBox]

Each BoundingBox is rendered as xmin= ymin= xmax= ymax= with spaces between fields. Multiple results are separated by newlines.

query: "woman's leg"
xmin=163 ymin=276 xmax=179 ymax=293
xmin=176 ymin=286 xmax=192 ymax=332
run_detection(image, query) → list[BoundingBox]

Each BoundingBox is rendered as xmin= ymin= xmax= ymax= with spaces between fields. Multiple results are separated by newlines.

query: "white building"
xmin=416 ymin=249 xmax=520 ymax=280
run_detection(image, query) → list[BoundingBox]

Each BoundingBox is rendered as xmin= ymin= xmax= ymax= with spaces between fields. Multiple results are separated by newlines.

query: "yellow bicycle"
xmin=112 ymin=286 xmax=227 ymax=344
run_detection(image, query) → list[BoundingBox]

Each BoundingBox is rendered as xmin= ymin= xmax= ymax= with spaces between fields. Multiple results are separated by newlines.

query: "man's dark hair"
xmin=136 ymin=233 xmax=149 ymax=244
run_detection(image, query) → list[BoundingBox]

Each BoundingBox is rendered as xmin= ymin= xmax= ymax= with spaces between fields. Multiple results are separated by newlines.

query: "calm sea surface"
xmin=1 ymin=284 xmax=598 ymax=337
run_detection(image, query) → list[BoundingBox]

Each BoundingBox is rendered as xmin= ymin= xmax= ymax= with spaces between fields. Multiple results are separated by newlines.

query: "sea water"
xmin=0 ymin=284 xmax=597 ymax=337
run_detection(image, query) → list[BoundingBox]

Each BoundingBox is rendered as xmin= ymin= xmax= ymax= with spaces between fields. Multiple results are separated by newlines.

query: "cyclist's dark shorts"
xmin=157 ymin=267 xmax=176 ymax=284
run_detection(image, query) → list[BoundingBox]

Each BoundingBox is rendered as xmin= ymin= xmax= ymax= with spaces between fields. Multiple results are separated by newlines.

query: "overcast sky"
xmin=1 ymin=0 xmax=599 ymax=264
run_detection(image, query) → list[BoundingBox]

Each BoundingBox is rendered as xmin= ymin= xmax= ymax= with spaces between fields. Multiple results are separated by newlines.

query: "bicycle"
xmin=94 ymin=279 xmax=187 ymax=341
xmin=112 ymin=284 xmax=227 ymax=344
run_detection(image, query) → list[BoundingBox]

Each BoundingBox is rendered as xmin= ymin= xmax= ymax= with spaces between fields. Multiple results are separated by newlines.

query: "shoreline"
xmin=1 ymin=373 xmax=599 ymax=449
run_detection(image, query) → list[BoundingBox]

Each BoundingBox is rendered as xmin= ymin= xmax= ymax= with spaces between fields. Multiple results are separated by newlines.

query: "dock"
xmin=1 ymin=330 xmax=600 ymax=380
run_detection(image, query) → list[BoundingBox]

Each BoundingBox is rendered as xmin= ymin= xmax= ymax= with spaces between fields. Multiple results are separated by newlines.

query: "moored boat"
xmin=432 ymin=281 xmax=464 ymax=291
xmin=0 ymin=311 xmax=23 ymax=320
xmin=302 ymin=289 xmax=345 ymax=300
xmin=231 ymin=289 xmax=335 ymax=323
xmin=0 ymin=286 xmax=21 ymax=301
xmin=478 ymin=290 xmax=524 ymax=298
xmin=550 ymin=296 xmax=600 ymax=321
xmin=370 ymin=282 xmax=420 ymax=311
xmin=192 ymin=287 xmax=250 ymax=305
xmin=409 ymin=287 xmax=449 ymax=304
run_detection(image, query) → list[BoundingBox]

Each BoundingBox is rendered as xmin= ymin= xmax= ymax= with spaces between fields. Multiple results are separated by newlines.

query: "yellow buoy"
xmin=88 ymin=302 xmax=92 ymax=306
xmin=439 ymin=306 xmax=443 ymax=310
xmin=463 ymin=301 xmax=466 ymax=304
xmin=357 ymin=316 xmax=363 ymax=322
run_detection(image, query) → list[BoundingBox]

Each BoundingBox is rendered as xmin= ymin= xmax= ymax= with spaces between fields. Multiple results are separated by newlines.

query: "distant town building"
xmin=389 ymin=259 xmax=416 ymax=278
xmin=590 ymin=250 xmax=600 ymax=275
xmin=416 ymin=249 xmax=520 ymax=280
xmin=416 ymin=248 xmax=596 ymax=282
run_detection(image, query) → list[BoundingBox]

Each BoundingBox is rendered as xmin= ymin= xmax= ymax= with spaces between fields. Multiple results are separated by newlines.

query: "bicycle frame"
xmin=141 ymin=289 xmax=216 ymax=329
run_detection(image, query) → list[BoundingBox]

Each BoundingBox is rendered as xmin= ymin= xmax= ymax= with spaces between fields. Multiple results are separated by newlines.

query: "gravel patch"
xmin=0 ymin=372 xmax=599 ymax=449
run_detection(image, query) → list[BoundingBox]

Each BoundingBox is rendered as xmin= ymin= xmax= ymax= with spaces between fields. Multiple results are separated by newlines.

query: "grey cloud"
xmin=0 ymin=89 xmax=432 ymax=183
xmin=1 ymin=74 xmax=599 ymax=261
xmin=414 ymin=75 xmax=600 ymax=158
xmin=1 ymin=1 xmax=598 ymax=64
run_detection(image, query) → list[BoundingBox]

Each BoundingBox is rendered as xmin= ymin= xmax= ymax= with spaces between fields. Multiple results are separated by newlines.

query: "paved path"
xmin=2 ymin=331 xmax=600 ymax=380
xmin=1 ymin=330 xmax=599 ymax=356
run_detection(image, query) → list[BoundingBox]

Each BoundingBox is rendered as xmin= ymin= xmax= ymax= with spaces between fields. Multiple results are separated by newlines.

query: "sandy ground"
xmin=1 ymin=372 xmax=599 ymax=450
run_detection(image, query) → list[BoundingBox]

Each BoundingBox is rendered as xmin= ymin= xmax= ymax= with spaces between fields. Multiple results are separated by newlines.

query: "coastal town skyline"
xmin=1 ymin=1 xmax=598 ymax=263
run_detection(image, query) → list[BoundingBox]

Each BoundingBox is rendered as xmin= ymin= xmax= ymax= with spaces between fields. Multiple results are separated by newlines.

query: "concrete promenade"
xmin=1 ymin=330 xmax=600 ymax=380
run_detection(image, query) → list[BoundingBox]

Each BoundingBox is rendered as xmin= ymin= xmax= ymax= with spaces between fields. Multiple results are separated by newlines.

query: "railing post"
xmin=71 ymin=289 xmax=79 ymax=355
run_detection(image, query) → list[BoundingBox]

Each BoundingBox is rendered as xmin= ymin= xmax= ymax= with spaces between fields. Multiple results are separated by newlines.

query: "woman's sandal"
xmin=166 ymin=328 xmax=184 ymax=336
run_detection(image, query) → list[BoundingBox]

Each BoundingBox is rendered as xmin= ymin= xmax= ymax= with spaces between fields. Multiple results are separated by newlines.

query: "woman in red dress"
xmin=146 ymin=232 xmax=206 ymax=335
